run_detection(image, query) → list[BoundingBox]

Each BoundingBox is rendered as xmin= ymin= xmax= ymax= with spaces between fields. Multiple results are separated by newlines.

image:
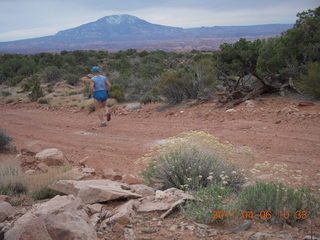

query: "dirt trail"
xmin=1 ymin=97 xmax=320 ymax=187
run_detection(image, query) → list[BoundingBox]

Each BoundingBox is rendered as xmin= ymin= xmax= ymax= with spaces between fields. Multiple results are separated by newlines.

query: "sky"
xmin=0 ymin=0 xmax=319 ymax=42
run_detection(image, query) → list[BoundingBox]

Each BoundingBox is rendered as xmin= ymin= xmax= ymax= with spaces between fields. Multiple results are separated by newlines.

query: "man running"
xmin=86 ymin=66 xmax=112 ymax=127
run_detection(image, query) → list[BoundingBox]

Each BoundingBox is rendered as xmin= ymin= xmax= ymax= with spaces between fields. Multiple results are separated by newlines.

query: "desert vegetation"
xmin=0 ymin=7 xmax=319 ymax=108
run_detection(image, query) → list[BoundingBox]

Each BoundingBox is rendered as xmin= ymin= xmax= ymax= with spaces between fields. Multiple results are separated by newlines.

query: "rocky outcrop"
xmin=49 ymin=179 xmax=141 ymax=204
xmin=0 ymin=202 xmax=15 ymax=222
xmin=4 ymin=195 xmax=97 ymax=240
xmin=35 ymin=148 xmax=66 ymax=166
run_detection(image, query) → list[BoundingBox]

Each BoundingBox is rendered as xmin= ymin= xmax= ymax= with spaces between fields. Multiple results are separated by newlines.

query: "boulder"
xmin=0 ymin=202 xmax=15 ymax=222
xmin=82 ymin=168 xmax=96 ymax=175
xmin=36 ymin=163 xmax=49 ymax=172
xmin=86 ymin=204 xmax=103 ymax=215
xmin=4 ymin=195 xmax=97 ymax=240
xmin=49 ymin=179 xmax=142 ymax=204
xmin=35 ymin=148 xmax=65 ymax=166
xmin=137 ymin=201 xmax=172 ymax=212
xmin=125 ymin=103 xmax=142 ymax=111
xmin=101 ymin=200 xmax=137 ymax=226
xmin=129 ymin=184 xmax=155 ymax=197
xmin=103 ymin=169 xmax=122 ymax=181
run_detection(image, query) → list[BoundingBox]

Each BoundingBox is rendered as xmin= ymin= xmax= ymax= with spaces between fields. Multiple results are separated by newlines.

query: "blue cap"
xmin=91 ymin=66 xmax=100 ymax=72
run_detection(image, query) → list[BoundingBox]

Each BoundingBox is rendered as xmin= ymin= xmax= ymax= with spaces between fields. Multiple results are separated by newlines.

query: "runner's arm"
xmin=89 ymin=80 xmax=94 ymax=98
xmin=106 ymin=79 xmax=112 ymax=91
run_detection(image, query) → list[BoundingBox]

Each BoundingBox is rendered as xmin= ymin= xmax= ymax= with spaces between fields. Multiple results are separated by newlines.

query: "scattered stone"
xmin=141 ymin=228 xmax=159 ymax=234
xmin=20 ymin=148 xmax=36 ymax=156
xmin=103 ymin=168 xmax=122 ymax=181
xmin=304 ymin=235 xmax=319 ymax=240
xmin=86 ymin=204 xmax=103 ymax=215
xmin=249 ymin=232 xmax=273 ymax=240
xmin=160 ymin=199 xmax=184 ymax=219
xmin=49 ymin=179 xmax=141 ymax=204
xmin=25 ymin=169 xmax=36 ymax=175
xmin=244 ymin=100 xmax=255 ymax=108
xmin=101 ymin=200 xmax=137 ymax=225
xmin=82 ymin=167 xmax=96 ymax=175
xmin=196 ymin=227 xmax=218 ymax=237
xmin=129 ymin=184 xmax=155 ymax=197
xmin=231 ymin=221 xmax=253 ymax=233
xmin=137 ymin=201 xmax=172 ymax=212
xmin=125 ymin=103 xmax=142 ymax=111
xmin=275 ymin=120 xmax=281 ymax=124
xmin=169 ymin=225 xmax=178 ymax=231
xmin=226 ymin=108 xmax=237 ymax=113
xmin=279 ymin=106 xmax=299 ymax=115
xmin=0 ymin=202 xmax=15 ymax=222
xmin=122 ymin=174 xmax=142 ymax=185
xmin=35 ymin=148 xmax=66 ymax=166
xmin=36 ymin=162 xmax=49 ymax=172
xmin=89 ymin=213 xmax=100 ymax=226
xmin=124 ymin=227 xmax=136 ymax=240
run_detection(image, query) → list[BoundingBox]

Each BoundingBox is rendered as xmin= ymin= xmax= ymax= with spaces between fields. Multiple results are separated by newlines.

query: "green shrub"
xmin=32 ymin=186 xmax=64 ymax=200
xmin=0 ymin=129 xmax=12 ymax=152
xmin=7 ymin=75 xmax=24 ymax=86
xmin=64 ymin=73 xmax=79 ymax=86
xmin=0 ymin=182 xmax=27 ymax=196
xmin=42 ymin=66 xmax=61 ymax=82
xmin=28 ymin=77 xmax=44 ymax=101
xmin=47 ymin=82 xmax=54 ymax=93
xmin=109 ymin=83 xmax=125 ymax=102
xmin=5 ymin=98 xmax=15 ymax=104
xmin=141 ymin=148 xmax=245 ymax=191
xmin=37 ymin=97 xmax=49 ymax=104
xmin=86 ymin=101 xmax=95 ymax=112
xmin=236 ymin=182 xmax=320 ymax=224
xmin=183 ymin=184 xmax=233 ymax=224
xmin=1 ymin=91 xmax=11 ymax=97
xmin=139 ymin=92 xmax=159 ymax=104
xmin=21 ymin=81 xmax=33 ymax=92
xmin=298 ymin=62 xmax=320 ymax=98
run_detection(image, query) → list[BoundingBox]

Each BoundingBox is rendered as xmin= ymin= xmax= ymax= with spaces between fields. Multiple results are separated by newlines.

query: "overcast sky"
xmin=0 ymin=0 xmax=319 ymax=42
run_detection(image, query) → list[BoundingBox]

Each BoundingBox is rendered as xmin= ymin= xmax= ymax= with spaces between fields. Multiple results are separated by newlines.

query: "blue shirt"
xmin=92 ymin=75 xmax=107 ymax=92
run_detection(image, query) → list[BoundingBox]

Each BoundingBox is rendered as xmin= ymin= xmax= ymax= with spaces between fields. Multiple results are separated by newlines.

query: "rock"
xmin=169 ymin=225 xmax=178 ymax=231
xmin=249 ymin=232 xmax=272 ymax=240
xmin=86 ymin=204 xmax=103 ymax=215
xmin=25 ymin=169 xmax=35 ymax=175
xmin=196 ymin=227 xmax=218 ymax=237
xmin=89 ymin=213 xmax=100 ymax=226
xmin=20 ymin=148 xmax=36 ymax=156
xmin=101 ymin=200 xmax=137 ymax=225
xmin=36 ymin=162 xmax=49 ymax=172
xmin=122 ymin=174 xmax=142 ymax=185
xmin=125 ymin=103 xmax=142 ymax=111
xmin=304 ymin=235 xmax=319 ymax=240
xmin=0 ymin=202 xmax=15 ymax=222
xmin=4 ymin=195 xmax=97 ymax=240
xmin=82 ymin=168 xmax=96 ymax=175
xmin=34 ymin=195 xmax=82 ymax=215
xmin=279 ymin=106 xmax=299 ymax=115
xmin=226 ymin=108 xmax=237 ymax=113
xmin=137 ymin=201 xmax=172 ymax=212
xmin=129 ymin=184 xmax=155 ymax=197
xmin=103 ymin=169 xmax=122 ymax=181
xmin=156 ymin=188 xmax=194 ymax=201
xmin=79 ymin=156 xmax=89 ymax=166
xmin=35 ymin=148 xmax=66 ymax=166
xmin=0 ymin=196 xmax=9 ymax=203
xmin=231 ymin=221 xmax=253 ymax=233
xmin=244 ymin=100 xmax=255 ymax=108
xmin=49 ymin=179 xmax=142 ymax=204
xmin=124 ymin=227 xmax=136 ymax=240
xmin=275 ymin=120 xmax=281 ymax=124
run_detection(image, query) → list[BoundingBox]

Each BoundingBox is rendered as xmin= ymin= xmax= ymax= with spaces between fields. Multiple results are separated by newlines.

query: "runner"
xmin=85 ymin=66 xmax=112 ymax=127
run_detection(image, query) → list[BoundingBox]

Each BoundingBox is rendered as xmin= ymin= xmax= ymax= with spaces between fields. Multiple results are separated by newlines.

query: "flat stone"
xmin=49 ymin=179 xmax=141 ymax=204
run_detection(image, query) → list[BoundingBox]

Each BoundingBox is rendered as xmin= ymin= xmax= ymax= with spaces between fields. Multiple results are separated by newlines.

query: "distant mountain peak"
xmin=102 ymin=14 xmax=141 ymax=25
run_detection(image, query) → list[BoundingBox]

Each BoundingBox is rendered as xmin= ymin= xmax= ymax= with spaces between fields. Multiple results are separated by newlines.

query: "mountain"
xmin=0 ymin=14 xmax=293 ymax=53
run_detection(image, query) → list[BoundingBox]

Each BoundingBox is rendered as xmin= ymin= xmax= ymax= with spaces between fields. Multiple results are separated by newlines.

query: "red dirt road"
xmin=1 ymin=97 xmax=320 ymax=188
